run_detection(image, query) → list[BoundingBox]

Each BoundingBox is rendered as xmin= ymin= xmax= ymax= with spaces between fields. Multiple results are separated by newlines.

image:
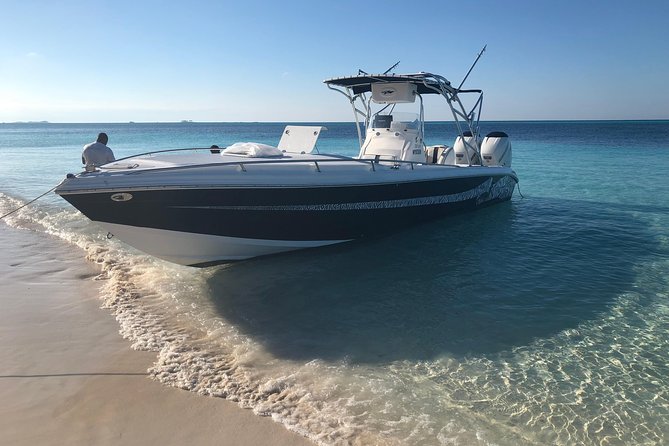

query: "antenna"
xmin=358 ymin=69 xmax=368 ymax=75
xmin=457 ymin=45 xmax=486 ymax=90
xmin=383 ymin=61 xmax=400 ymax=75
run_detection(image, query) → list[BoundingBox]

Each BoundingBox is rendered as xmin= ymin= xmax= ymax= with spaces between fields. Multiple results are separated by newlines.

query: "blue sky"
xmin=1 ymin=0 xmax=668 ymax=122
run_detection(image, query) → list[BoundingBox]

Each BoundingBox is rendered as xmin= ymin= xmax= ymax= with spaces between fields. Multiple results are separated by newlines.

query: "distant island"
xmin=2 ymin=121 xmax=49 ymax=124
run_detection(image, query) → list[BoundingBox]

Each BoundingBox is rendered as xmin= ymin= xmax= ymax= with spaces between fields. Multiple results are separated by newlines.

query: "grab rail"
xmin=100 ymin=149 xmax=463 ymax=177
xmin=112 ymin=147 xmax=221 ymax=163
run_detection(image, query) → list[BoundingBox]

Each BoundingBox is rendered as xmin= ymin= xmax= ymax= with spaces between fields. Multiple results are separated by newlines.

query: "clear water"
xmin=1 ymin=121 xmax=668 ymax=445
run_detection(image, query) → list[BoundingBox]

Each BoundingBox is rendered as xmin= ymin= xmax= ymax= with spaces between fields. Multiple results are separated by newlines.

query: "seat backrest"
xmin=277 ymin=125 xmax=328 ymax=154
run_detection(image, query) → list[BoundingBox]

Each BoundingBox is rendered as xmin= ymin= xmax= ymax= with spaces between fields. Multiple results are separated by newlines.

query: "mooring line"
xmin=0 ymin=185 xmax=59 ymax=220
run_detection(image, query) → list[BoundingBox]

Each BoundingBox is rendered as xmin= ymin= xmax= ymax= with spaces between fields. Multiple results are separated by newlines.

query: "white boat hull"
xmin=102 ymin=222 xmax=348 ymax=266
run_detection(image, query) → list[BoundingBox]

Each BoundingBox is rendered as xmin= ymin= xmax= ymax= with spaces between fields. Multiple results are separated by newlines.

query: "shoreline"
xmin=0 ymin=223 xmax=313 ymax=446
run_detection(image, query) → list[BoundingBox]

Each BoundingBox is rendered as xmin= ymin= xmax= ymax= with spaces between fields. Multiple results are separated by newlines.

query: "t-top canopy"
xmin=324 ymin=73 xmax=449 ymax=95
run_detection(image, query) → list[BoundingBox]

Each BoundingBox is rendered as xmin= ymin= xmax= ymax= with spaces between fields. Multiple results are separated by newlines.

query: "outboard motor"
xmin=480 ymin=131 xmax=512 ymax=167
xmin=425 ymin=145 xmax=454 ymax=165
xmin=453 ymin=131 xmax=481 ymax=165
xmin=437 ymin=146 xmax=456 ymax=165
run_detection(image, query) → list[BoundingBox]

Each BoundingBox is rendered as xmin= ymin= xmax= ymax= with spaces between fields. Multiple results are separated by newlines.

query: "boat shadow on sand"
xmin=206 ymin=196 xmax=659 ymax=363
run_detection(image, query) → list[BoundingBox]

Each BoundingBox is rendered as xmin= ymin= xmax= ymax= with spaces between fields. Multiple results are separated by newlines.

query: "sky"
xmin=1 ymin=0 xmax=668 ymax=122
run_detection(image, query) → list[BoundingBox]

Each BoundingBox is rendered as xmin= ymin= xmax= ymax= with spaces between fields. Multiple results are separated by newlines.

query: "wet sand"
xmin=0 ymin=223 xmax=313 ymax=446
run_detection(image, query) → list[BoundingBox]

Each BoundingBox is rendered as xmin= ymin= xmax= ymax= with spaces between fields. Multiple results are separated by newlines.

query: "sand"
xmin=0 ymin=223 xmax=313 ymax=446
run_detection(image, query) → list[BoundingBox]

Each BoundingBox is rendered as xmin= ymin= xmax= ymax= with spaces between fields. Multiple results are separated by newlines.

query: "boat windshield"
xmin=370 ymin=112 xmax=419 ymax=129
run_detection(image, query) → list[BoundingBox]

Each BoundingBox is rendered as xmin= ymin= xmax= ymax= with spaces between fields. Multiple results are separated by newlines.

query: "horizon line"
xmin=3 ymin=118 xmax=668 ymax=125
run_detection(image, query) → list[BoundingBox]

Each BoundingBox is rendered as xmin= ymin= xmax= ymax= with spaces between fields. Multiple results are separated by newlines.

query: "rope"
xmin=0 ymin=185 xmax=58 ymax=220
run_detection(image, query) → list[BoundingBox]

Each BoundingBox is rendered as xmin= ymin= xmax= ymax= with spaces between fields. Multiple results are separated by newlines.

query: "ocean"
xmin=1 ymin=121 xmax=668 ymax=445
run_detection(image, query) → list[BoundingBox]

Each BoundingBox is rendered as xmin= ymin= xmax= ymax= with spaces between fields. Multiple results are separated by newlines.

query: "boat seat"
xmin=278 ymin=125 xmax=328 ymax=154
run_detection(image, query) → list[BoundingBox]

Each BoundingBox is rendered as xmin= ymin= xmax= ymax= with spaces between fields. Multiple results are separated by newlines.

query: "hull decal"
xmin=172 ymin=178 xmax=499 ymax=212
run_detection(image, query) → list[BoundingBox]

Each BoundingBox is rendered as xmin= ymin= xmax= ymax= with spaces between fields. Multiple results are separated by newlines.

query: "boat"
xmin=55 ymin=63 xmax=518 ymax=267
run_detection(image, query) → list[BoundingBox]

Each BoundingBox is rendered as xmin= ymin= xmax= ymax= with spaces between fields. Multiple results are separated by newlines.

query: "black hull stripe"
xmin=171 ymin=178 xmax=494 ymax=211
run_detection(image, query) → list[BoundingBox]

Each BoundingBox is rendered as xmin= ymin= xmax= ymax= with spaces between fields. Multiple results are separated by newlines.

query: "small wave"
xmin=0 ymin=192 xmax=389 ymax=444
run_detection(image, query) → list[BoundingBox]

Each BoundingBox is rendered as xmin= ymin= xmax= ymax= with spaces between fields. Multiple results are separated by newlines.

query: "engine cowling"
xmin=453 ymin=132 xmax=481 ymax=165
xmin=425 ymin=145 xmax=454 ymax=165
xmin=480 ymin=131 xmax=512 ymax=167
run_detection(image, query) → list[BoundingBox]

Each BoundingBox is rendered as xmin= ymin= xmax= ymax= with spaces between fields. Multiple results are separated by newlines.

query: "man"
xmin=82 ymin=132 xmax=115 ymax=170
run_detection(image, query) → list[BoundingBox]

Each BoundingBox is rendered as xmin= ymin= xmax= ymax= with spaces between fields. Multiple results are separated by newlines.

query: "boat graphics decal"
xmin=171 ymin=177 xmax=510 ymax=212
xmin=476 ymin=175 xmax=517 ymax=205
xmin=110 ymin=192 xmax=133 ymax=202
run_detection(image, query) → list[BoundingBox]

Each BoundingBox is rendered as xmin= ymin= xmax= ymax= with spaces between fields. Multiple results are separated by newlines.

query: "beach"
xmin=0 ymin=223 xmax=312 ymax=446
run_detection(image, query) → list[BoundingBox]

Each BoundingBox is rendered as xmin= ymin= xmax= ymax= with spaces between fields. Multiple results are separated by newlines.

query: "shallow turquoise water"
xmin=1 ymin=121 xmax=668 ymax=445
